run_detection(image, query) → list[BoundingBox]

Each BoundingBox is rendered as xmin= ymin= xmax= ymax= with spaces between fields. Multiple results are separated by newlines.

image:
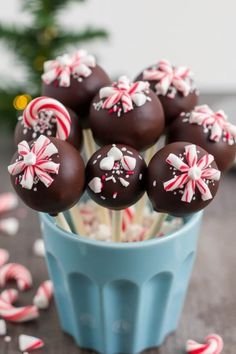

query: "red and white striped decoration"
xmin=143 ymin=59 xmax=193 ymax=98
xmin=23 ymin=96 xmax=71 ymax=140
xmin=8 ymin=135 xmax=60 ymax=190
xmin=0 ymin=263 xmax=32 ymax=291
xmin=122 ymin=207 xmax=134 ymax=232
xmin=33 ymin=280 xmax=53 ymax=310
xmin=0 ymin=249 xmax=9 ymax=267
xmin=19 ymin=334 xmax=44 ymax=352
xmin=42 ymin=49 xmax=96 ymax=87
xmin=0 ymin=289 xmax=19 ymax=304
xmin=0 ymin=289 xmax=39 ymax=323
xmin=188 ymin=105 xmax=236 ymax=144
xmin=186 ymin=333 xmax=223 ymax=354
xmin=99 ymin=76 xmax=150 ymax=114
xmin=0 ymin=192 xmax=18 ymax=213
xmin=163 ymin=144 xmax=221 ymax=203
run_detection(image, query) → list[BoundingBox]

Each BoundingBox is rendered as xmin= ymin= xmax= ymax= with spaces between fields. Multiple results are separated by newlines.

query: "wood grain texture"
xmin=0 ymin=109 xmax=235 ymax=353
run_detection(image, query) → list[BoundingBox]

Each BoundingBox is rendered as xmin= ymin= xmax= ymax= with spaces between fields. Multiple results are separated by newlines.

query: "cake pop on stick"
xmin=135 ymin=59 xmax=198 ymax=125
xmin=166 ymin=105 xmax=236 ymax=172
xmin=15 ymin=96 xmax=83 ymax=151
xmin=86 ymin=144 xmax=147 ymax=241
xmin=89 ymin=75 xmax=165 ymax=151
xmin=146 ymin=142 xmax=221 ymax=218
xmin=42 ymin=49 xmax=111 ymax=128
xmin=8 ymin=135 xmax=85 ymax=233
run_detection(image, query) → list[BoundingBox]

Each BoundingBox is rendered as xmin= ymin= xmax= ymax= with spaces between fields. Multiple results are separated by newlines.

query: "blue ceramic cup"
xmin=40 ymin=211 xmax=203 ymax=354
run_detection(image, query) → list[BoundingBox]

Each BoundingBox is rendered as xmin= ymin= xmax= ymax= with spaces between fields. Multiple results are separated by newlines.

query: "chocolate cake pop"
xmin=86 ymin=144 xmax=147 ymax=210
xmin=166 ymin=105 xmax=236 ymax=172
xmin=8 ymin=135 xmax=85 ymax=215
xmin=41 ymin=49 xmax=111 ymax=128
xmin=14 ymin=97 xmax=83 ymax=151
xmin=89 ymin=76 xmax=165 ymax=151
xmin=147 ymin=142 xmax=221 ymax=216
xmin=135 ymin=59 xmax=198 ymax=125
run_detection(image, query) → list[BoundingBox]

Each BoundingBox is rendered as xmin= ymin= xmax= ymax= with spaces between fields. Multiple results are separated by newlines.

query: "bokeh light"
xmin=13 ymin=94 xmax=32 ymax=110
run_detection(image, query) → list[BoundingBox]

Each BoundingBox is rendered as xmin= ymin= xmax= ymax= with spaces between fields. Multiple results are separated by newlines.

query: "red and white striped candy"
xmin=0 ymin=289 xmax=39 ymax=323
xmin=0 ymin=263 xmax=32 ymax=291
xmin=186 ymin=333 xmax=223 ymax=354
xmin=0 ymin=192 xmax=18 ymax=213
xmin=33 ymin=280 xmax=53 ymax=309
xmin=122 ymin=207 xmax=134 ymax=232
xmin=0 ymin=289 xmax=18 ymax=305
xmin=19 ymin=334 xmax=44 ymax=352
xmin=23 ymin=96 xmax=71 ymax=140
xmin=0 ymin=249 xmax=9 ymax=267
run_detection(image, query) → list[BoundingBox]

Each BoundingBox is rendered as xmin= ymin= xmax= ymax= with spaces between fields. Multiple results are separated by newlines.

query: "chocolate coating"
xmin=166 ymin=113 xmax=236 ymax=172
xmin=86 ymin=144 xmax=147 ymax=210
xmin=136 ymin=68 xmax=198 ymax=126
xmin=42 ymin=65 xmax=111 ymax=129
xmin=89 ymin=90 xmax=165 ymax=151
xmin=10 ymin=137 xmax=85 ymax=215
xmin=147 ymin=142 xmax=220 ymax=216
xmin=14 ymin=107 xmax=83 ymax=151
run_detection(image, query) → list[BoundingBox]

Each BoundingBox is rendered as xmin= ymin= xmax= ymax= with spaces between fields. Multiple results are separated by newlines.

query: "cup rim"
xmin=40 ymin=210 xmax=203 ymax=250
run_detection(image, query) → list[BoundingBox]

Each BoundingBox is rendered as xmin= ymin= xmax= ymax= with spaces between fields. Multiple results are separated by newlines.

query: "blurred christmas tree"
xmin=0 ymin=0 xmax=108 ymax=128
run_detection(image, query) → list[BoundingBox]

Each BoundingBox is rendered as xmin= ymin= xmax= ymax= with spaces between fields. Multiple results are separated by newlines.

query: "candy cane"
xmin=0 ymin=289 xmax=18 ymax=305
xmin=0 ymin=192 xmax=18 ymax=213
xmin=33 ymin=280 xmax=53 ymax=309
xmin=0 ymin=249 xmax=9 ymax=267
xmin=0 ymin=289 xmax=39 ymax=323
xmin=19 ymin=334 xmax=44 ymax=352
xmin=23 ymin=96 xmax=71 ymax=140
xmin=0 ymin=263 xmax=32 ymax=291
xmin=186 ymin=333 xmax=223 ymax=354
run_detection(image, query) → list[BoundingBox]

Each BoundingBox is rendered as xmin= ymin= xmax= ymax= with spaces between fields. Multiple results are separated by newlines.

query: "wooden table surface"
xmin=0 ymin=106 xmax=235 ymax=353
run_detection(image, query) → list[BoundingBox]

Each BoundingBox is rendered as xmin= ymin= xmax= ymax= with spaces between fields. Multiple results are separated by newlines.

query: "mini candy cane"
xmin=0 ymin=249 xmax=9 ymax=267
xmin=0 ymin=288 xmax=39 ymax=323
xmin=0 ymin=263 xmax=32 ymax=291
xmin=23 ymin=96 xmax=71 ymax=140
xmin=19 ymin=334 xmax=44 ymax=352
xmin=186 ymin=333 xmax=223 ymax=354
xmin=0 ymin=192 xmax=18 ymax=213
xmin=33 ymin=280 xmax=53 ymax=309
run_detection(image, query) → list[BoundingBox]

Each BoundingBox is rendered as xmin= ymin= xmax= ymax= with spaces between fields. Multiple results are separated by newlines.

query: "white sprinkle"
xmin=139 ymin=155 xmax=142 ymax=160
xmin=100 ymin=196 xmax=106 ymax=200
xmin=119 ymin=178 xmax=130 ymax=187
xmin=127 ymin=150 xmax=133 ymax=155
xmin=97 ymin=154 xmax=101 ymax=159
xmin=121 ymin=147 xmax=127 ymax=151
xmin=33 ymin=187 xmax=37 ymax=192
xmin=153 ymin=180 xmax=157 ymax=187
xmin=113 ymin=193 xmax=118 ymax=199
xmin=126 ymin=175 xmax=129 ymax=178
xmin=93 ymin=160 xmax=97 ymax=165
xmin=139 ymin=174 xmax=142 ymax=180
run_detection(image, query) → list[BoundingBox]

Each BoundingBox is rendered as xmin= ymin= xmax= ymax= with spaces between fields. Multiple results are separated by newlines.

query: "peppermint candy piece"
xmin=121 ymin=156 xmax=136 ymax=171
xmin=89 ymin=177 xmax=103 ymax=194
xmin=107 ymin=146 xmax=123 ymax=161
xmin=186 ymin=333 xmax=223 ymax=354
xmin=0 ymin=263 xmax=32 ymax=291
xmin=19 ymin=334 xmax=44 ymax=352
xmin=33 ymin=280 xmax=53 ymax=310
xmin=99 ymin=156 xmax=115 ymax=171
xmin=0 ymin=218 xmax=19 ymax=236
